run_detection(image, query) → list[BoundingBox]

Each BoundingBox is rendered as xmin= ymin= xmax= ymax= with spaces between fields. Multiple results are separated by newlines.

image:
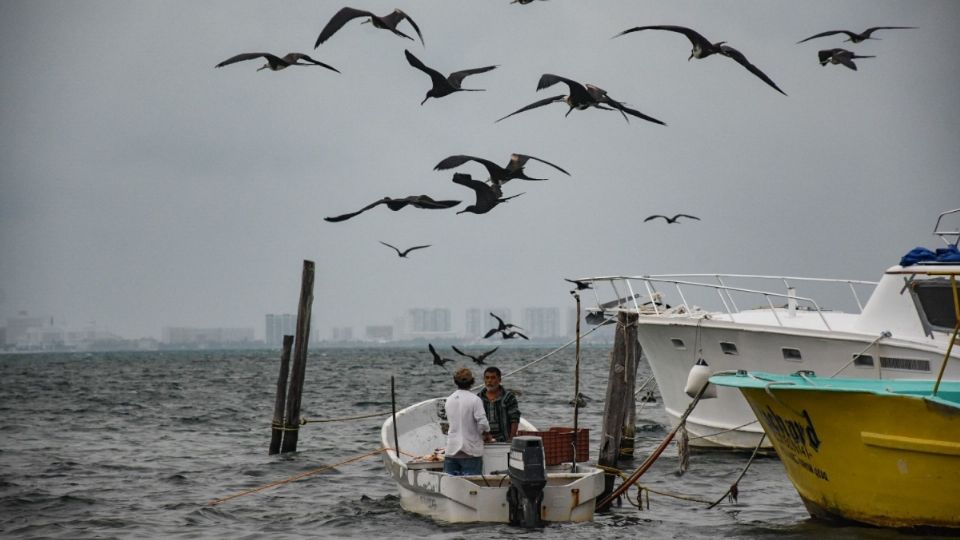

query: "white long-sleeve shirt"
xmin=444 ymin=389 xmax=490 ymax=457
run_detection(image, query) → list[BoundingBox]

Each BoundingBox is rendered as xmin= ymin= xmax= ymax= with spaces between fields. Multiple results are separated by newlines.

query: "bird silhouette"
xmin=501 ymin=330 xmax=529 ymax=340
xmin=214 ymin=52 xmax=340 ymax=73
xmin=315 ymin=7 xmax=424 ymax=47
xmin=497 ymin=74 xmax=665 ymax=124
xmin=451 ymin=345 xmax=500 ymax=366
xmin=484 ymin=313 xmax=525 ymax=339
xmin=614 ymin=25 xmax=786 ymax=96
xmin=435 ymin=153 xmax=569 ymax=186
xmin=565 ymin=278 xmax=593 ymax=290
xmin=512 ymin=0 xmax=548 ymax=4
xmin=324 ymin=195 xmax=460 ymax=222
xmin=644 ymin=213 xmax=700 ymax=224
xmin=379 ymin=241 xmax=431 ymax=258
xmin=818 ymin=48 xmax=875 ymax=70
xmin=451 ymin=173 xmax=523 ymax=215
xmin=404 ymin=50 xmax=496 ymax=105
xmin=797 ymin=26 xmax=915 ymax=44
xmin=428 ymin=343 xmax=454 ymax=370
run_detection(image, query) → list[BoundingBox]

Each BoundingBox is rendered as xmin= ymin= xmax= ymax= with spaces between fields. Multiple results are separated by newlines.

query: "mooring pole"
xmin=280 ymin=260 xmax=315 ymax=454
xmin=619 ymin=339 xmax=641 ymax=461
xmin=269 ymin=334 xmax=295 ymax=455
xmin=571 ymin=292 xmax=582 ymax=472
xmin=598 ymin=311 xmax=638 ymax=499
xmin=391 ymin=376 xmax=400 ymax=458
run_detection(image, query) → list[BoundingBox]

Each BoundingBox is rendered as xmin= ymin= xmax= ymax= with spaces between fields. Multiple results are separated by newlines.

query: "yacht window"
xmin=781 ymin=348 xmax=802 ymax=361
xmin=720 ymin=342 xmax=739 ymax=355
xmin=912 ymin=279 xmax=958 ymax=330
xmin=853 ymin=354 xmax=874 ymax=367
xmin=880 ymin=356 xmax=931 ymax=372
xmin=670 ymin=338 xmax=686 ymax=350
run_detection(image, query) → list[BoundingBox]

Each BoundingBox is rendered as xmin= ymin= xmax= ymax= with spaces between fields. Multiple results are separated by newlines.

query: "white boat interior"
xmin=575 ymin=209 xmax=960 ymax=449
xmin=381 ymin=397 xmax=605 ymax=523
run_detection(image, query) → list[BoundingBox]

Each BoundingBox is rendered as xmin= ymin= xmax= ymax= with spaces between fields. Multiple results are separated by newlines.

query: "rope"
xmin=707 ymin=433 xmax=767 ymax=509
xmin=208 ymin=447 xmax=389 ymax=506
xmin=686 ymin=419 xmax=759 ymax=441
xmin=828 ymin=331 xmax=891 ymax=378
xmin=300 ymin=411 xmax=389 ymax=424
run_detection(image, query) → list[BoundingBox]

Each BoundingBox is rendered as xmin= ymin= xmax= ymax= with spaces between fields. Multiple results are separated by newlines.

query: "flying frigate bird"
xmin=379 ymin=241 xmax=431 ymax=258
xmin=404 ymin=50 xmax=497 ymax=105
xmin=497 ymin=74 xmax=666 ymax=125
xmin=435 ymin=153 xmax=569 ymax=186
xmin=484 ymin=313 xmax=525 ymax=339
xmin=818 ymin=48 xmax=876 ymax=70
xmin=644 ymin=213 xmax=700 ymax=224
xmin=565 ymin=278 xmax=593 ymax=291
xmin=512 ymin=0 xmax=548 ymax=4
xmin=428 ymin=343 xmax=454 ymax=371
xmin=451 ymin=173 xmax=523 ymax=215
xmin=797 ymin=26 xmax=916 ymax=44
xmin=451 ymin=345 xmax=500 ymax=366
xmin=613 ymin=25 xmax=787 ymax=96
xmin=324 ymin=195 xmax=460 ymax=222
xmin=214 ymin=52 xmax=340 ymax=73
xmin=315 ymin=7 xmax=424 ymax=47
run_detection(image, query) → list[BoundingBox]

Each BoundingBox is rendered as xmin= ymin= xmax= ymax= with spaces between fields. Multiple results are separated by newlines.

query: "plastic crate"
xmin=516 ymin=427 xmax=589 ymax=465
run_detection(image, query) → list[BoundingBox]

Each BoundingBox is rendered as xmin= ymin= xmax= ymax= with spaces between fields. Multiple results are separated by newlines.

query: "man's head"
xmin=453 ymin=367 xmax=475 ymax=389
xmin=483 ymin=367 xmax=502 ymax=391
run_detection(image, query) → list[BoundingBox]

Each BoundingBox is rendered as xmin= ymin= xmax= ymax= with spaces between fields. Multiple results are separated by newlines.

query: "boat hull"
xmin=713 ymin=374 xmax=960 ymax=529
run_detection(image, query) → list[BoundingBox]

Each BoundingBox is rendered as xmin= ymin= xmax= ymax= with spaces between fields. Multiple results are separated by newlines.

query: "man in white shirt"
xmin=444 ymin=367 xmax=493 ymax=476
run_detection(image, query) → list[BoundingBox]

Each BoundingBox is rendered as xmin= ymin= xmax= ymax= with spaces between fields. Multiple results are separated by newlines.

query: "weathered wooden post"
xmin=280 ymin=260 xmax=315 ymax=454
xmin=619 ymin=340 xmax=642 ymax=461
xmin=269 ymin=334 xmax=295 ymax=455
xmin=572 ymin=292 xmax=582 ymax=469
xmin=598 ymin=311 xmax=638 ymax=499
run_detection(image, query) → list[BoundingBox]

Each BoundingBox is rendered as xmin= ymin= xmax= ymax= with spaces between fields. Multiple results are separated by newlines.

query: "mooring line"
xmin=707 ymin=433 xmax=767 ymax=509
xmin=208 ymin=447 xmax=391 ymax=506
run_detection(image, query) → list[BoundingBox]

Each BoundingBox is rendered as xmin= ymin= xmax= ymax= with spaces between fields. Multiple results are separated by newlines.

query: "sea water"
xmin=0 ymin=348 xmax=931 ymax=539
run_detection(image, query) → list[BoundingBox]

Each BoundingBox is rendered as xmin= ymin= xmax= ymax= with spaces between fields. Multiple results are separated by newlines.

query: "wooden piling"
xmin=598 ymin=311 xmax=638 ymax=498
xmin=280 ymin=260 xmax=315 ymax=454
xmin=619 ymin=339 xmax=642 ymax=461
xmin=269 ymin=334 xmax=295 ymax=455
xmin=572 ymin=292 xmax=582 ymax=469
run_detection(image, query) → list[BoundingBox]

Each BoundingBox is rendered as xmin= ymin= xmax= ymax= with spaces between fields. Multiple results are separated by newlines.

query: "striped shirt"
xmin=477 ymin=387 xmax=520 ymax=442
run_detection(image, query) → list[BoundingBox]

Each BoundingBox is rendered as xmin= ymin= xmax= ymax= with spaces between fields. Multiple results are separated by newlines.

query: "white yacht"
xmin=577 ymin=209 xmax=960 ymax=449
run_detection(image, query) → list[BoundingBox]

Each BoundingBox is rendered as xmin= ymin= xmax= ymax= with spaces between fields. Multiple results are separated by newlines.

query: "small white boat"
xmin=380 ymin=397 xmax=605 ymax=524
xmin=577 ymin=209 xmax=960 ymax=449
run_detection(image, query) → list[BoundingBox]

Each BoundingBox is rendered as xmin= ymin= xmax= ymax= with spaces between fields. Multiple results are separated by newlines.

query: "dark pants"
xmin=444 ymin=455 xmax=483 ymax=476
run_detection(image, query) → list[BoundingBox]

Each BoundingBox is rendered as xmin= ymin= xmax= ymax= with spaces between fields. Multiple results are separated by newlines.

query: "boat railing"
xmin=576 ymin=274 xmax=878 ymax=332
xmin=933 ymin=208 xmax=960 ymax=247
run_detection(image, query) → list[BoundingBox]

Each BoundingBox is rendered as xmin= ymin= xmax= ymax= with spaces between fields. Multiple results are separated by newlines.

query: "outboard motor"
xmin=506 ymin=436 xmax=546 ymax=527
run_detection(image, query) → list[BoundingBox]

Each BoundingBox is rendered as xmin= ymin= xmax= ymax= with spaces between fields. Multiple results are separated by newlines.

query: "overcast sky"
xmin=2 ymin=1 xmax=958 ymax=340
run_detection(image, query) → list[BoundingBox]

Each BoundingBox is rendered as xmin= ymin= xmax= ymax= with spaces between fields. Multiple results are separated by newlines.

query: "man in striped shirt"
xmin=477 ymin=367 xmax=521 ymax=442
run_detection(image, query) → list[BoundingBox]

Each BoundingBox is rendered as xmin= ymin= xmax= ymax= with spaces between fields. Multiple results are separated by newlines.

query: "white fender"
xmin=684 ymin=358 xmax=717 ymax=399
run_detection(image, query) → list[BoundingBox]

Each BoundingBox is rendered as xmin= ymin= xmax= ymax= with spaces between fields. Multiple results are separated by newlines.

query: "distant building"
xmin=521 ymin=307 xmax=560 ymax=339
xmin=265 ymin=314 xmax=296 ymax=347
xmin=5 ymin=311 xmax=45 ymax=348
xmin=365 ymin=325 xmax=393 ymax=341
xmin=465 ymin=307 xmax=511 ymax=339
xmin=161 ymin=326 xmax=254 ymax=348
xmin=401 ymin=308 xmax=455 ymax=339
xmin=331 ymin=326 xmax=354 ymax=341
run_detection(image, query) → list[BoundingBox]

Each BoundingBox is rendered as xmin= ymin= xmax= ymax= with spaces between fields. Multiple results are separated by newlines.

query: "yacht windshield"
xmin=912 ymin=278 xmax=959 ymax=330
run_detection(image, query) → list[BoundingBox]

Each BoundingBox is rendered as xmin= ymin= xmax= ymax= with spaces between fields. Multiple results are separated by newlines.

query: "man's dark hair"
xmin=484 ymin=366 xmax=502 ymax=378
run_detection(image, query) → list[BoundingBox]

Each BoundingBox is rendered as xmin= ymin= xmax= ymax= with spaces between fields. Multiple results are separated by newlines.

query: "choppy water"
xmin=0 ymin=348 xmax=944 ymax=539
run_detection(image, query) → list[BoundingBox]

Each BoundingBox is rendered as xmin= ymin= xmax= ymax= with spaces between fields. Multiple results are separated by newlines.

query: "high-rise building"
xmin=265 ymin=313 xmax=296 ymax=347
xmin=402 ymin=307 xmax=454 ymax=339
xmin=521 ymin=307 xmax=559 ymax=339
xmin=465 ymin=307 xmax=511 ymax=338
xmin=331 ymin=326 xmax=353 ymax=341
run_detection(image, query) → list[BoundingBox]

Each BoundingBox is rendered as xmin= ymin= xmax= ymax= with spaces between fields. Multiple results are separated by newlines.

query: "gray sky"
xmin=2 ymin=1 xmax=958 ymax=340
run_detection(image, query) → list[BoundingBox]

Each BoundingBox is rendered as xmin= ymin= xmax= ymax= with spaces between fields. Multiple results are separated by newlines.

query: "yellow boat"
xmin=711 ymin=371 xmax=960 ymax=529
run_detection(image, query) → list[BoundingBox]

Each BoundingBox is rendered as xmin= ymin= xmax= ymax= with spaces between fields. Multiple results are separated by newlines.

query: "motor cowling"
xmin=506 ymin=436 xmax=546 ymax=527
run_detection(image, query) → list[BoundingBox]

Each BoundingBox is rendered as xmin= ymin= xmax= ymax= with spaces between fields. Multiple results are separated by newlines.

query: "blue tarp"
xmin=899 ymin=245 xmax=960 ymax=266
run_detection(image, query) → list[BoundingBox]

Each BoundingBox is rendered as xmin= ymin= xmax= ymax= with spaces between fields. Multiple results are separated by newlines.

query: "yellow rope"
xmin=208 ymin=447 xmax=388 ymax=506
